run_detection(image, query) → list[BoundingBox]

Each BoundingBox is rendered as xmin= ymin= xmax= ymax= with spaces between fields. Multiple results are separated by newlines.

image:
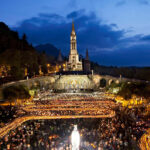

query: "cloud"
xmin=13 ymin=10 xmax=150 ymax=66
xmin=91 ymin=34 xmax=150 ymax=66
xmin=138 ymin=0 xmax=149 ymax=5
xmin=67 ymin=0 xmax=77 ymax=8
xmin=14 ymin=10 xmax=124 ymax=53
xmin=116 ymin=0 xmax=126 ymax=6
xmin=116 ymin=0 xmax=149 ymax=6
xmin=141 ymin=35 xmax=150 ymax=41
xmin=67 ymin=9 xmax=85 ymax=19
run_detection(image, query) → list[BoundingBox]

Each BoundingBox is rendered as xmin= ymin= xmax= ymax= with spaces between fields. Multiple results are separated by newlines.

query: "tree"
xmin=22 ymin=33 xmax=27 ymax=42
xmin=10 ymin=66 xmax=24 ymax=80
xmin=2 ymin=85 xmax=30 ymax=105
xmin=0 ymin=22 xmax=49 ymax=80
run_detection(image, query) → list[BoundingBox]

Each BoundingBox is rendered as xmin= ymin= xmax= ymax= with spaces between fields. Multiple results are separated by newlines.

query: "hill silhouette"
xmin=0 ymin=22 xmax=48 ymax=80
xmin=35 ymin=43 xmax=59 ymax=58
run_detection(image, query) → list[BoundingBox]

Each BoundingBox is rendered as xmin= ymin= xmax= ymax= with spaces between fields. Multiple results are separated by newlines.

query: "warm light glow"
xmin=47 ymin=64 xmax=50 ymax=67
xmin=24 ymin=68 xmax=28 ymax=76
xmin=71 ymin=125 xmax=80 ymax=150
xmin=0 ymin=65 xmax=11 ymax=77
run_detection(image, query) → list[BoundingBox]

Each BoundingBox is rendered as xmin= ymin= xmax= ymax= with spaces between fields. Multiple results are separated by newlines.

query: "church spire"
xmin=70 ymin=21 xmax=77 ymax=51
xmin=57 ymin=50 xmax=63 ymax=62
xmin=72 ymin=20 xmax=75 ymax=31
xmin=85 ymin=49 xmax=89 ymax=60
xmin=71 ymin=21 xmax=76 ymax=36
xmin=67 ymin=21 xmax=82 ymax=71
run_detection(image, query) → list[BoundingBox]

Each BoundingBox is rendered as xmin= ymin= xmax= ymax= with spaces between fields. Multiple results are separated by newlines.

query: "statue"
xmin=71 ymin=125 xmax=80 ymax=150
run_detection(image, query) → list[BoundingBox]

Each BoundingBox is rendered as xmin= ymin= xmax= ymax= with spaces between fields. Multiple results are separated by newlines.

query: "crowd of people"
xmin=0 ymin=91 xmax=149 ymax=149
xmin=22 ymin=93 xmax=117 ymax=117
xmin=25 ymin=109 xmax=113 ymax=117
xmin=0 ymin=106 xmax=148 ymax=150
xmin=34 ymin=92 xmax=109 ymax=101
xmin=0 ymin=106 xmax=18 ymax=128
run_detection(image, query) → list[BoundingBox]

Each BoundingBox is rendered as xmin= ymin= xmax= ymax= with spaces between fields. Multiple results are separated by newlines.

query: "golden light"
xmin=47 ymin=64 xmax=50 ymax=67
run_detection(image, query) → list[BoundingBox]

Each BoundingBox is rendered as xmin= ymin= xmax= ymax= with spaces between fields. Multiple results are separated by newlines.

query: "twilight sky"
xmin=0 ymin=0 xmax=150 ymax=66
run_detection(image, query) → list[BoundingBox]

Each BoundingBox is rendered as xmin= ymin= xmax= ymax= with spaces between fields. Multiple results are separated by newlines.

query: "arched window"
xmin=72 ymin=42 xmax=76 ymax=49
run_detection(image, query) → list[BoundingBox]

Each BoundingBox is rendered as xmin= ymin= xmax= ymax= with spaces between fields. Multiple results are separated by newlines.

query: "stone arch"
xmin=100 ymin=78 xmax=107 ymax=87
xmin=108 ymin=79 xmax=115 ymax=86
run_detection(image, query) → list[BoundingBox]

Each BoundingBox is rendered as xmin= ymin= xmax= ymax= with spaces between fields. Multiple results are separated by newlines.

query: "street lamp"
xmin=71 ymin=125 xmax=80 ymax=150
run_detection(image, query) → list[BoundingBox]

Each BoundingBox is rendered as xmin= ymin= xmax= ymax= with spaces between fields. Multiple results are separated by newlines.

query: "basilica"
xmin=56 ymin=22 xmax=91 ymax=73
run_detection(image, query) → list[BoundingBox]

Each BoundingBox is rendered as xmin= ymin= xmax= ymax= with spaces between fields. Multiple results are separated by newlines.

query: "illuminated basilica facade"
xmin=67 ymin=22 xmax=83 ymax=71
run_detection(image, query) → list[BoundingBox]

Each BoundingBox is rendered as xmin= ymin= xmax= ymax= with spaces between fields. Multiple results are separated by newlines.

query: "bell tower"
xmin=70 ymin=21 xmax=77 ymax=54
xmin=67 ymin=21 xmax=82 ymax=71
xmin=84 ymin=49 xmax=91 ymax=72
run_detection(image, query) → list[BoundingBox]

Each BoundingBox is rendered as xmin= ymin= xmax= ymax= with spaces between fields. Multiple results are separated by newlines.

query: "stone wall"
xmin=0 ymin=74 xmax=136 ymax=99
xmin=53 ymin=75 xmax=95 ymax=90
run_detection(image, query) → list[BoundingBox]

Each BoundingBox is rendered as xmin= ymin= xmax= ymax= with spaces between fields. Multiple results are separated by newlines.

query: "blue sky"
xmin=0 ymin=0 xmax=150 ymax=66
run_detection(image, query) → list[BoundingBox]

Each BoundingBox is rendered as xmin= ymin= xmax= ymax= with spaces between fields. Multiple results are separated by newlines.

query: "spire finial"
xmin=57 ymin=49 xmax=63 ymax=62
xmin=86 ymin=49 xmax=89 ymax=60
xmin=72 ymin=20 xmax=75 ymax=31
